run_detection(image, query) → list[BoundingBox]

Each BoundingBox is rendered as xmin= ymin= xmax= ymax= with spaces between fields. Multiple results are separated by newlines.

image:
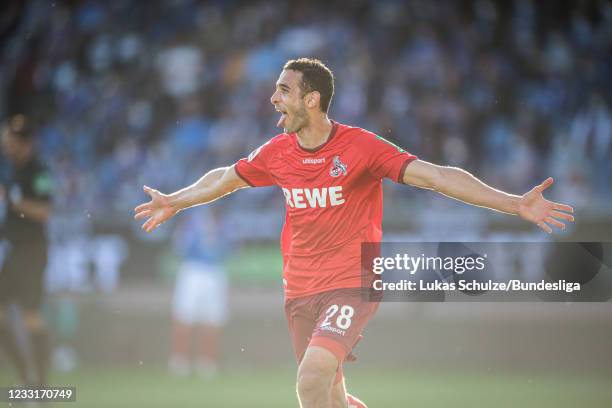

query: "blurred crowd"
xmin=1 ymin=0 xmax=611 ymax=242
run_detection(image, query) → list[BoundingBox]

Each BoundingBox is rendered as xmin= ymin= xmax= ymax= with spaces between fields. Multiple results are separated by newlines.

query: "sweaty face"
xmin=270 ymin=70 xmax=309 ymax=133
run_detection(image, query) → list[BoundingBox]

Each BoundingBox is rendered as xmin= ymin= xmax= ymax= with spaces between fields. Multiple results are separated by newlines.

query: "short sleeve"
xmin=235 ymin=141 xmax=276 ymax=187
xmin=362 ymin=132 xmax=417 ymax=182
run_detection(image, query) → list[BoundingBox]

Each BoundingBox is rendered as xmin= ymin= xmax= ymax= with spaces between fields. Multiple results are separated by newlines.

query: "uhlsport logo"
xmin=329 ymin=156 xmax=348 ymax=177
xmin=303 ymin=157 xmax=326 ymax=164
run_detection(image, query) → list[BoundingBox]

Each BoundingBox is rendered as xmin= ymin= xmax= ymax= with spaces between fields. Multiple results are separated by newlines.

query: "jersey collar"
xmin=294 ymin=120 xmax=339 ymax=153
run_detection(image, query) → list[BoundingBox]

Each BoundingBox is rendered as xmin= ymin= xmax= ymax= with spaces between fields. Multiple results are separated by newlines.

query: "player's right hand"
xmin=134 ymin=186 xmax=178 ymax=233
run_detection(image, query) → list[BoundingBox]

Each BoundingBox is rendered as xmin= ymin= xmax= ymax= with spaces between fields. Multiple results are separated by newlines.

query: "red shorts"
xmin=284 ymin=288 xmax=379 ymax=381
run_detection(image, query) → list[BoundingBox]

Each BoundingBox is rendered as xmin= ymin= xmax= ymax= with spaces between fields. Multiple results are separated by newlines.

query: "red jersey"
xmin=235 ymin=121 xmax=417 ymax=298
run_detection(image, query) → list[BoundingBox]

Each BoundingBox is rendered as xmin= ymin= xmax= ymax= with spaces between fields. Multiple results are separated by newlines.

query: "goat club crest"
xmin=329 ymin=156 xmax=348 ymax=177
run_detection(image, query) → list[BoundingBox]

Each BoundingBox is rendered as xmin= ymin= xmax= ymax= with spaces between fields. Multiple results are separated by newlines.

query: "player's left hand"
xmin=518 ymin=177 xmax=574 ymax=234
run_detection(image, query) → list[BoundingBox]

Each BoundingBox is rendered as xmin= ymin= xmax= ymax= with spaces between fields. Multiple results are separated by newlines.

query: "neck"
xmin=296 ymin=115 xmax=333 ymax=150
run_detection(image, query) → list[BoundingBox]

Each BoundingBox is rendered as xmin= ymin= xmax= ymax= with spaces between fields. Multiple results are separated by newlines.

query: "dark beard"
xmin=290 ymin=105 xmax=309 ymax=133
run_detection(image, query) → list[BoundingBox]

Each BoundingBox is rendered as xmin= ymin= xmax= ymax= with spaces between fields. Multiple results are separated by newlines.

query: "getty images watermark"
xmin=360 ymin=242 xmax=612 ymax=302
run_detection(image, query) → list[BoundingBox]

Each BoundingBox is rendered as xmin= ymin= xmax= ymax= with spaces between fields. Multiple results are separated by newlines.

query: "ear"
xmin=305 ymin=91 xmax=321 ymax=109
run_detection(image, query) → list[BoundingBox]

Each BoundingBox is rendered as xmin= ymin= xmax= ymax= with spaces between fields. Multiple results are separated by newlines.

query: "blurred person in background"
xmin=168 ymin=207 xmax=229 ymax=378
xmin=0 ymin=114 xmax=53 ymax=386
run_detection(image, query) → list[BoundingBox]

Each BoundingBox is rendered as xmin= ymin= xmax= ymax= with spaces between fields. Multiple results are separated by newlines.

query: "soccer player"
xmin=0 ymin=114 xmax=53 ymax=386
xmin=169 ymin=208 xmax=229 ymax=378
xmin=134 ymin=58 xmax=574 ymax=408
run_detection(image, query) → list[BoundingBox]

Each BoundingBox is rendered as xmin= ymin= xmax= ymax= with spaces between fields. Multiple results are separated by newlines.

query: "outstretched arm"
xmin=134 ymin=165 xmax=248 ymax=232
xmin=402 ymin=160 xmax=575 ymax=233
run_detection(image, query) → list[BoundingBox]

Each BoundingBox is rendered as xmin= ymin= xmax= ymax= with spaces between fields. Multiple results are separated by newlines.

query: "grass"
xmin=1 ymin=366 xmax=611 ymax=408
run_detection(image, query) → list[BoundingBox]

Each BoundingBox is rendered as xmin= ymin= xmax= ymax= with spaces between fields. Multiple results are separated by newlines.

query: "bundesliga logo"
xmin=329 ymin=156 xmax=347 ymax=177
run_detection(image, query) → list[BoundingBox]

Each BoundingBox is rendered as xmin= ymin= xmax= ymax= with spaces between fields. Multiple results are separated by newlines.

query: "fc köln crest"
xmin=329 ymin=156 xmax=348 ymax=177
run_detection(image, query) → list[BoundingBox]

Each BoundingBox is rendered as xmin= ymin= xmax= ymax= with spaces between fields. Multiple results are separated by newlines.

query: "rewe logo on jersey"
xmin=329 ymin=156 xmax=347 ymax=177
xmin=282 ymin=186 xmax=345 ymax=208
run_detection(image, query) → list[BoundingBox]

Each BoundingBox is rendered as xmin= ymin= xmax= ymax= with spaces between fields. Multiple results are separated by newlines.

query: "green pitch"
xmin=1 ymin=367 xmax=611 ymax=407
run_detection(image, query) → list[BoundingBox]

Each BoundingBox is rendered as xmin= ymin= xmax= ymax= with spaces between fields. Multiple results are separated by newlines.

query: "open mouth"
xmin=276 ymin=107 xmax=288 ymax=128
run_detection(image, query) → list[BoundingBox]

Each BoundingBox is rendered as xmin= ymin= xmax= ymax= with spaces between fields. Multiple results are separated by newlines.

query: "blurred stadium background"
xmin=1 ymin=0 xmax=611 ymax=406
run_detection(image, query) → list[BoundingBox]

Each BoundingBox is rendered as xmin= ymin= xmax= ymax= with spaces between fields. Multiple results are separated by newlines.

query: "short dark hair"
xmin=283 ymin=58 xmax=334 ymax=113
xmin=3 ymin=114 xmax=33 ymax=141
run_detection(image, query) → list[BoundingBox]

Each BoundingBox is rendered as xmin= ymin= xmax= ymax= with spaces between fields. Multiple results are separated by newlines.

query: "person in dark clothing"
xmin=0 ymin=114 xmax=52 ymax=386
